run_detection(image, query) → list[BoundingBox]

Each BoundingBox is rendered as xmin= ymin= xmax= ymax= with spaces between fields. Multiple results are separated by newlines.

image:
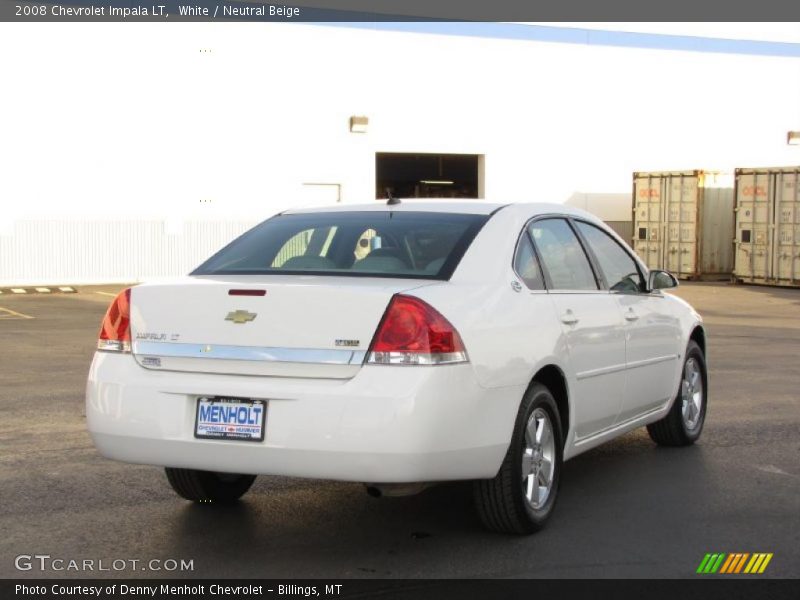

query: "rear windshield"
xmin=192 ymin=211 xmax=489 ymax=280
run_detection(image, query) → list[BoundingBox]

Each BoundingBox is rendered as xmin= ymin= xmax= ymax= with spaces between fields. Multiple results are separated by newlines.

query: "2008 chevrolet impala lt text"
xmin=86 ymin=200 xmax=707 ymax=534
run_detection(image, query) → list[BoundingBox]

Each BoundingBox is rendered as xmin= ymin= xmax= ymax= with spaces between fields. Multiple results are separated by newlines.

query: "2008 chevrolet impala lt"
xmin=86 ymin=200 xmax=707 ymax=534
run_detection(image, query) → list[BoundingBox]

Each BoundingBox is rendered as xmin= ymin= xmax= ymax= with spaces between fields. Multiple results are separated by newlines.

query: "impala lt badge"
xmin=225 ymin=310 xmax=257 ymax=324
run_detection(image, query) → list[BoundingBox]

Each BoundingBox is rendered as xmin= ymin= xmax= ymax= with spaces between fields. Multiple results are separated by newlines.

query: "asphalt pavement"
xmin=0 ymin=282 xmax=798 ymax=578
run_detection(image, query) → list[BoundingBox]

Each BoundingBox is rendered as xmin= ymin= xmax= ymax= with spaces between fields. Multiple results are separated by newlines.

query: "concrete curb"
xmin=0 ymin=286 xmax=78 ymax=295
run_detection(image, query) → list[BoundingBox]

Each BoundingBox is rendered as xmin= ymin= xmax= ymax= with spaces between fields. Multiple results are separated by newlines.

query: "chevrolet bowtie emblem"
xmin=225 ymin=310 xmax=257 ymax=324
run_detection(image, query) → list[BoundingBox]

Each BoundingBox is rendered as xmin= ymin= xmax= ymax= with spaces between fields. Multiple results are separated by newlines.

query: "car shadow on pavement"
xmin=153 ymin=430 xmax=718 ymax=578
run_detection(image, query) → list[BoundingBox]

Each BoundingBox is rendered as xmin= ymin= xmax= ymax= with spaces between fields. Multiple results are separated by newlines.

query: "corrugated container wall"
xmin=734 ymin=167 xmax=800 ymax=287
xmin=632 ymin=171 xmax=735 ymax=279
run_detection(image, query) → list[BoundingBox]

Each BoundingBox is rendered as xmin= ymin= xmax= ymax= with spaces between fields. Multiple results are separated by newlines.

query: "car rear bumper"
xmin=86 ymin=352 xmax=522 ymax=483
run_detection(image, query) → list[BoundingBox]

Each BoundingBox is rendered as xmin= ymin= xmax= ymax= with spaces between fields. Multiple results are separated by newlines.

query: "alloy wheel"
xmin=681 ymin=358 xmax=704 ymax=431
xmin=522 ymin=407 xmax=555 ymax=509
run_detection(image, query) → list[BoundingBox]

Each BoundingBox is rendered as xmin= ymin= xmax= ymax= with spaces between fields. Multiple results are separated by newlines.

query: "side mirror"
xmin=648 ymin=270 xmax=679 ymax=291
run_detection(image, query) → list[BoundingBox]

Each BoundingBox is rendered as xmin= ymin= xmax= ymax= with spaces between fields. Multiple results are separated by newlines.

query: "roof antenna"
xmin=385 ymin=188 xmax=401 ymax=205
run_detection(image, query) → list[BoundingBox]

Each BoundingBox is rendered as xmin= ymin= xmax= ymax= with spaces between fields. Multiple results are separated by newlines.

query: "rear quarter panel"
xmin=410 ymin=208 xmax=571 ymax=454
xmin=421 ymin=207 xmax=568 ymax=389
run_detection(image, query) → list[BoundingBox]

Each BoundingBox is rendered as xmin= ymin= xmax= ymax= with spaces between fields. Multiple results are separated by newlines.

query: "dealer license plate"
xmin=194 ymin=397 xmax=266 ymax=442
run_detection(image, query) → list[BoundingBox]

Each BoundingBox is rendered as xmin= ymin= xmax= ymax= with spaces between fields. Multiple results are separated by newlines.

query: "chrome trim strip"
xmin=626 ymin=354 xmax=680 ymax=370
xmin=133 ymin=341 xmax=366 ymax=365
xmin=575 ymin=362 xmax=627 ymax=380
xmin=575 ymin=354 xmax=678 ymax=380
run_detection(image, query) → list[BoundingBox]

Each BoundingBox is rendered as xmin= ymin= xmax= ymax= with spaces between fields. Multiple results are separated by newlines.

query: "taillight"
xmin=367 ymin=295 xmax=468 ymax=365
xmin=97 ymin=288 xmax=132 ymax=353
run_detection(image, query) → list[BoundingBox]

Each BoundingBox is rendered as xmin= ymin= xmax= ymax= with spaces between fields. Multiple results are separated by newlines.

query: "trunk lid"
xmin=130 ymin=275 xmax=436 ymax=379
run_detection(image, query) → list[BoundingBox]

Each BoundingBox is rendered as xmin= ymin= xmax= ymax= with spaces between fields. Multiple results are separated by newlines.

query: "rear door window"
xmin=528 ymin=218 xmax=598 ymax=291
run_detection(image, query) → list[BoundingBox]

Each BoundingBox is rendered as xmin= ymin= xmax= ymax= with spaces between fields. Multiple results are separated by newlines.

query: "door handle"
xmin=624 ymin=309 xmax=639 ymax=322
xmin=561 ymin=310 xmax=579 ymax=325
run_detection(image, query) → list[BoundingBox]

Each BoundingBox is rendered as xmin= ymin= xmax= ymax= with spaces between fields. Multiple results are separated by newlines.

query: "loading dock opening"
xmin=375 ymin=153 xmax=483 ymax=199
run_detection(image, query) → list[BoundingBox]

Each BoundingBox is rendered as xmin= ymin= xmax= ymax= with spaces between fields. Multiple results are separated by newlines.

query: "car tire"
xmin=647 ymin=340 xmax=707 ymax=447
xmin=165 ymin=468 xmax=256 ymax=503
xmin=473 ymin=382 xmax=563 ymax=534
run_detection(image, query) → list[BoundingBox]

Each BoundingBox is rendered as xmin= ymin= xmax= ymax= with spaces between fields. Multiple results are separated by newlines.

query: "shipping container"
xmin=733 ymin=167 xmax=800 ymax=287
xmin=632 ymin=171 xmax=735 ymax=279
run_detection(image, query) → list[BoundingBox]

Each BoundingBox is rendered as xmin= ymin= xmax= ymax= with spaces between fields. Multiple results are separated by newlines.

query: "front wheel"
xmin=165 ymin=468 xmax=256 ymax=503
xmin=473 ymin=383 xmax=563 ymax=534
xmin=647 ymin=340 xmax=707 ymax=446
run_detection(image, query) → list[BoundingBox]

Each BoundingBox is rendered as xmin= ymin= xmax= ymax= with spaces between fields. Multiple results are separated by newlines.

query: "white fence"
xmin=0 ymin=220 xmax=262 ymax=287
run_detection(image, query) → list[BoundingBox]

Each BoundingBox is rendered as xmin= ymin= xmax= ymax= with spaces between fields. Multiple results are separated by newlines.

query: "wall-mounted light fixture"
xmin=787 ymin=131 xmax=800 ymax=145
xmin=350 ymin=116 xmax=368 ymax=133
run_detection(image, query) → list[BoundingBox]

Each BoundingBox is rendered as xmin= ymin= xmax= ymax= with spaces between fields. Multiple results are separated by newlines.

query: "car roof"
xmin=281 ymin=199 xmax=597 ymax=219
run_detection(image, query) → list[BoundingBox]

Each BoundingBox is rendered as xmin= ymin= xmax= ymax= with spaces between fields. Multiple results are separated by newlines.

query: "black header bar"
xmin=5 ymin=0 xmax=800 ymax=22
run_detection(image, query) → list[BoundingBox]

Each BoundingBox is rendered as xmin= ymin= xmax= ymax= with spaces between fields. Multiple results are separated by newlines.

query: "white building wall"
xmin=565 ymin=193 xmax=633 ymax=222
xmin=1 ymin=23 xmax=800 ymax=285
xmin=0 ymin=220 xmax=262 ymax=286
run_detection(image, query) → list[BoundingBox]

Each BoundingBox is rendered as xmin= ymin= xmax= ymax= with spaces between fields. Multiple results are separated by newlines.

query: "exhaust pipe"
xmin=364 ymin=482 xmax=433 ymax=498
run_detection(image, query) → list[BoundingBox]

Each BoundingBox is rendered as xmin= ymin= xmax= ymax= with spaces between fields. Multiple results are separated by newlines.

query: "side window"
xmin=575 ymin=221 xmax=644 ymax=293
xmin=528 ymin=219 xmax=598 ymax=291
xmin=513 ymin=232 xmax=545 ymax=290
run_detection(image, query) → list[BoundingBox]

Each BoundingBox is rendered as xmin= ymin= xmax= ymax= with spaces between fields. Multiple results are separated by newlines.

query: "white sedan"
xmin=86 ymin=200 xmax=707 ymax=534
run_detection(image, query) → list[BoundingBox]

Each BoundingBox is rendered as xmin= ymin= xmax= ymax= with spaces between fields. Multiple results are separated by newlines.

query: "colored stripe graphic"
xmin=711 ymin=554 xmax=726 ymax=573
xmin=745 ymin=553 xmax=774 ymax=574
xmin=724 ymin=553 xmax=740 ymax=573
xmin=726 ymin=553 xmax=746 ymax=573
xmin=744 ymin=554 xmax=760 ymax=573
xmin=758 ymin=554 xmax=773 ymax=573
xmin=703 ymin=554 xmax=721 ymax=573
xmin=719 ymin=554 xmax=736 ymax=574
xmin=734 ymin=553 xmax=750 ymax=573
xmin=700 ymin=553 xmax=727 ymax=573
xmin=696 ymin=554 xmax=713 ymax=573
xmin=700 ymin=553 xmax=773 ymax=574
